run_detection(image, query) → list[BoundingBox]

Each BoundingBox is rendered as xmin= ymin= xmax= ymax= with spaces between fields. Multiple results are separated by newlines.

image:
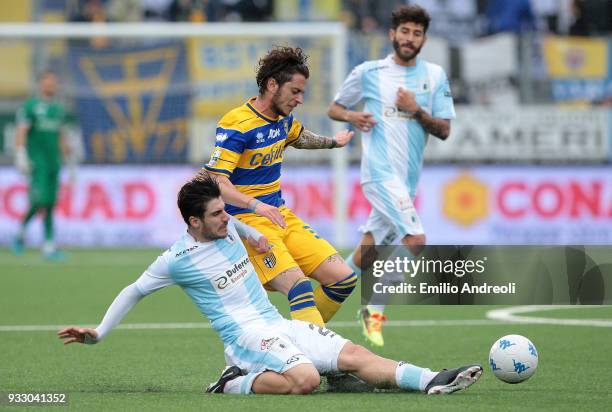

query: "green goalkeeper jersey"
xmin=16 ymin=96 xmax=66 ymax=170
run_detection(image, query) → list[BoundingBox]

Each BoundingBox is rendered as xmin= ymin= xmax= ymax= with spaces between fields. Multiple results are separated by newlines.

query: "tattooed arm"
xmin=396 ymin=87 xmax=450 ymax=140
xmin=290 ymin=128 xmax=354 ymax=149
xmin=413 ymin=109 xmax=450 ymax=140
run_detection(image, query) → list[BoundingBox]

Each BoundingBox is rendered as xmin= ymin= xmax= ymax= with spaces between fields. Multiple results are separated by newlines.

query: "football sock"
xmin=288 ymin=278 xmax=324 ymax=326
xmin=345 ymin=252 xmax=362 ymax=277
xmin=223 ymin=372 xmax=262 ymax=394
xmin=313 ymin=272 xmax=358 ymax=322
xmin=395 ymin=362 xmax=437 ymax=391
xmin=367 ymin=305 xmax=385 ymax=314
xmin=43 ymin=206 xmax=54 ymax=241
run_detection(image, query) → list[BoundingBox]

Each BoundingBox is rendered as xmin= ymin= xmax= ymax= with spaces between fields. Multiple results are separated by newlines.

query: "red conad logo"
xmin=1 ymin=181 xmax=156 ymax=221
xmin=497 ymin=180 xmax=608 ymax=219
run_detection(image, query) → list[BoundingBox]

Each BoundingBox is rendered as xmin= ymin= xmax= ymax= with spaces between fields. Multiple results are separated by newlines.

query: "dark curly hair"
xmin=256 ymin=46 xmax=310 ymax=95
xmin=391 ymin=5 xmax=431 ymax=33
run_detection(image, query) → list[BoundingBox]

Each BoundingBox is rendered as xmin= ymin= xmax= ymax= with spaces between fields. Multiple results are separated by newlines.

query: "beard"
xmin=271 ymin=91 xmax=291 ymax=117
xmin=392 ymin=39 xmax=422 ymax=63
xmin=202 ymin=224 xmax=228 ymax=241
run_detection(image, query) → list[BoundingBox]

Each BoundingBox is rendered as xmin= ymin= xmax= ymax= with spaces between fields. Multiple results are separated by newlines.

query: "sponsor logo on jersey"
xmin=263 ymin=252 xmax=276 ymax=269
xmin=268 ymin=128 xmax=281 ymax=139
xmin=248 ymin=143 xmax=284 ymax=167
xmin=213 ymin=255 xmax=251 ymax=291
xmin=383 ymin=105 xmax=412 ymax=120
xmin=175 ymin=245 xmax=199 ymax=257
xmin=208 ymin=148 xmax=222 ymax=167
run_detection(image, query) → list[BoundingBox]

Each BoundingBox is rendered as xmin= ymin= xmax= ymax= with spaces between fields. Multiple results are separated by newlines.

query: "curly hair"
xmin=391 ymin=5 xmax=431 ymax=32
xmin=255 ymin=46 xmax=310 ymax=95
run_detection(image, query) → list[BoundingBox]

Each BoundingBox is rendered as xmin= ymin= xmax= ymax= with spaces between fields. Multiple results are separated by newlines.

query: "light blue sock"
xmin=345 ymin=251 xmax=362 ymax=277
xmin=395 ymin=362 xmax=437 ymax=392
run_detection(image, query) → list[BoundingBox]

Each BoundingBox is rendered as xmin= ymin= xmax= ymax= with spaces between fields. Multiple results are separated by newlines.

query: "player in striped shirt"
xmin=328 ymin=5 xmax=456 ymax=347
xmin=204 ymin=46 xmax=358 ymax=327
xmin=57 ymin=174 xmax=482 ymax=395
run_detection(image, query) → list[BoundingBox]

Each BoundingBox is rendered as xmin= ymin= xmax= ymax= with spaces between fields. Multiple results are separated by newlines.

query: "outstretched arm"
xmin=199 ymin=170 xmax=286 ymax=228
xmin=290 ymin=128 xmax=354 ymax=149
xmin=230 ymin=216 xmax=270 ymax=253
xmin=58 ymin=283 xmax=146 ymax=345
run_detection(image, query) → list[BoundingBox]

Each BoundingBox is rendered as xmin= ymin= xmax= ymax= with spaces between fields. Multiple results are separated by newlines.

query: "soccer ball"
xmin=489 ymin=334 xmax=538 ymax=383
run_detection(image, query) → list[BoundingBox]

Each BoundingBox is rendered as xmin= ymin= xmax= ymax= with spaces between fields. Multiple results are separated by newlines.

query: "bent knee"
xmin=287 ymin=366 xmax=321 ymax=394
xmin=337 ymin=342 xmax=373 ymax=372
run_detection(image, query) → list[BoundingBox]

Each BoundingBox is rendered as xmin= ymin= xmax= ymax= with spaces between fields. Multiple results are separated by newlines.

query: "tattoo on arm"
xmin=326 ymin=254 xmax=343 ymax=264
xmin=413 ymin=109 xmax=450 ymax=140
xmin=290 ymin=129 xmax=337 ymax=149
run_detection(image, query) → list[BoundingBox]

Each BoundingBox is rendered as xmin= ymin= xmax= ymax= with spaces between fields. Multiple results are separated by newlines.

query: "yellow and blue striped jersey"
xmin=204 ymin=97 xmax=303 ymax=215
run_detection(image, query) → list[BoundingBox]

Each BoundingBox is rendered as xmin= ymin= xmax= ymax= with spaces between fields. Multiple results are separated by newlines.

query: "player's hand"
xmin=15 ymin=147 xmax=30 ymax=175
xmin=346 ymin=111 xmax=377 ymax=132
xmin=57 ymin=326 xmax=98 ymax=345
xmin=333 ymin=129 xmax=355 ymax=148
xmin=396 ymin=87 xmax=419 ymax=113
xmin=254 ymin=202 xmax=286 ymax=228
xmin=247 ymin=235 xmax=270 ymax=253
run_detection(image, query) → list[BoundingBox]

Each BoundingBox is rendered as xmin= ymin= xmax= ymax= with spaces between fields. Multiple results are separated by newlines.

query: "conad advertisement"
xmin=0 ymin=166 xmax=610 ymax=248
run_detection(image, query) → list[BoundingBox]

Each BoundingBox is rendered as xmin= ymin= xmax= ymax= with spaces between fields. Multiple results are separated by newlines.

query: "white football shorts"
xmin=223 ymin=319 xmax=349 ymax=375
xmin=360 ymin=178 xmax=425 ymax=244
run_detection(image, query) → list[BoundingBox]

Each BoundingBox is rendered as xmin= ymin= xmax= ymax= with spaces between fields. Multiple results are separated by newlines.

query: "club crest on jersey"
xmin=283 ymin=120 xmax=289 ymax=135
xmin=263 ymin=252 xmax=277 ymax=269
xmin=256 ymin=132 xmax=265 ymax=144
xmin=226 ymin=232 xmax=236 ymax=243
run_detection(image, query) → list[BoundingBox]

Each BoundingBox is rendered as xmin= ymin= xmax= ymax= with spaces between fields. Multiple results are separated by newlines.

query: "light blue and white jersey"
xmin=334 ymin=55 xmax=455 ymax=198
xmin=135 ymin=219 xmax=284 ymax=345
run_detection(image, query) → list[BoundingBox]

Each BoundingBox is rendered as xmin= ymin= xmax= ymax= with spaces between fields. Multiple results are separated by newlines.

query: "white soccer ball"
xmin=489 ymin=334 xmax=538 ymax=383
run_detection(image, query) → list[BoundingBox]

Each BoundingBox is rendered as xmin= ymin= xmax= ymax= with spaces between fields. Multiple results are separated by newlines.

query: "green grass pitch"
xmin=1 ymin=248 xmax=611 ymax=411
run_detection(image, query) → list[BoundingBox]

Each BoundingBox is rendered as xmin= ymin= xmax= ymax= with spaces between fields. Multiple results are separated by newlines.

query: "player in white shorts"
xmin=58 ymin=174 xmax=480 ymax=395
xmin=328 ymin=5 xmax=456 ymax=347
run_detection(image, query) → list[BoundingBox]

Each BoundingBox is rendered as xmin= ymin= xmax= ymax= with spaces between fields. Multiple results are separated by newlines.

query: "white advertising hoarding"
xmin=1 ymin=165 xmax=611 ymax=248
xmin=425 ymin=106 xmax=610 ymax=162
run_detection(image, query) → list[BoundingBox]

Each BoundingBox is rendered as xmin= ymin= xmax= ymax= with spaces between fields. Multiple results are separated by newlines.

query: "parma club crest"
xmin=263 ymin=252 xmax=277 ymax=269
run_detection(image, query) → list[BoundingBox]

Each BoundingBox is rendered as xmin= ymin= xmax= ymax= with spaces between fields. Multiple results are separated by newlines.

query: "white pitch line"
xmin=486 ymin=305 xmax=612 ymax=327
xmin=3 ymin=307 xmax=611 ymax=332
xmin=0 ymin=319 xmax=502 ymax=333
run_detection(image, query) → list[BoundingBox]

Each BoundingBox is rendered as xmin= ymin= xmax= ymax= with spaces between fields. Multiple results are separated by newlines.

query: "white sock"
xmin=42 ymin=241 xmax=55 ymax=254
xmin=223 ymin=372 xmax=262 ymax=395
xmin=395 ymin=362 xmax=438 ymax=391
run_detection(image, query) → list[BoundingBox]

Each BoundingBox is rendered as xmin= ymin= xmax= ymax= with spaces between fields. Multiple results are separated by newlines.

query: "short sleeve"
xmin=333 ymin=64 xmax=365 ymax=109
xmin=431 ymin=69 xmax=456 ymax=120
xmin=284 ymin=115 xmax=303 ymax=147
xmin=204 ymin=127 xmax=248 ymax=177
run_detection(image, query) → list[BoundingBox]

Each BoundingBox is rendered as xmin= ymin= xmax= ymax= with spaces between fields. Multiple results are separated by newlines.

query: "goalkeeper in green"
xmin=11 ymin=71 xmax=71 ymax=261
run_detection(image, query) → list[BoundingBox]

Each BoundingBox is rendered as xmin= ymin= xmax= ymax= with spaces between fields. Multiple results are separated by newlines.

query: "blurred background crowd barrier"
xmin=0 ymin=0 xmax=611 ymax=248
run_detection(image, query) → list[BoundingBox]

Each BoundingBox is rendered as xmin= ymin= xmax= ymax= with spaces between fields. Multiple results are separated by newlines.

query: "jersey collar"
xmin=245 ymin=97 xmax=281 ymax=123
